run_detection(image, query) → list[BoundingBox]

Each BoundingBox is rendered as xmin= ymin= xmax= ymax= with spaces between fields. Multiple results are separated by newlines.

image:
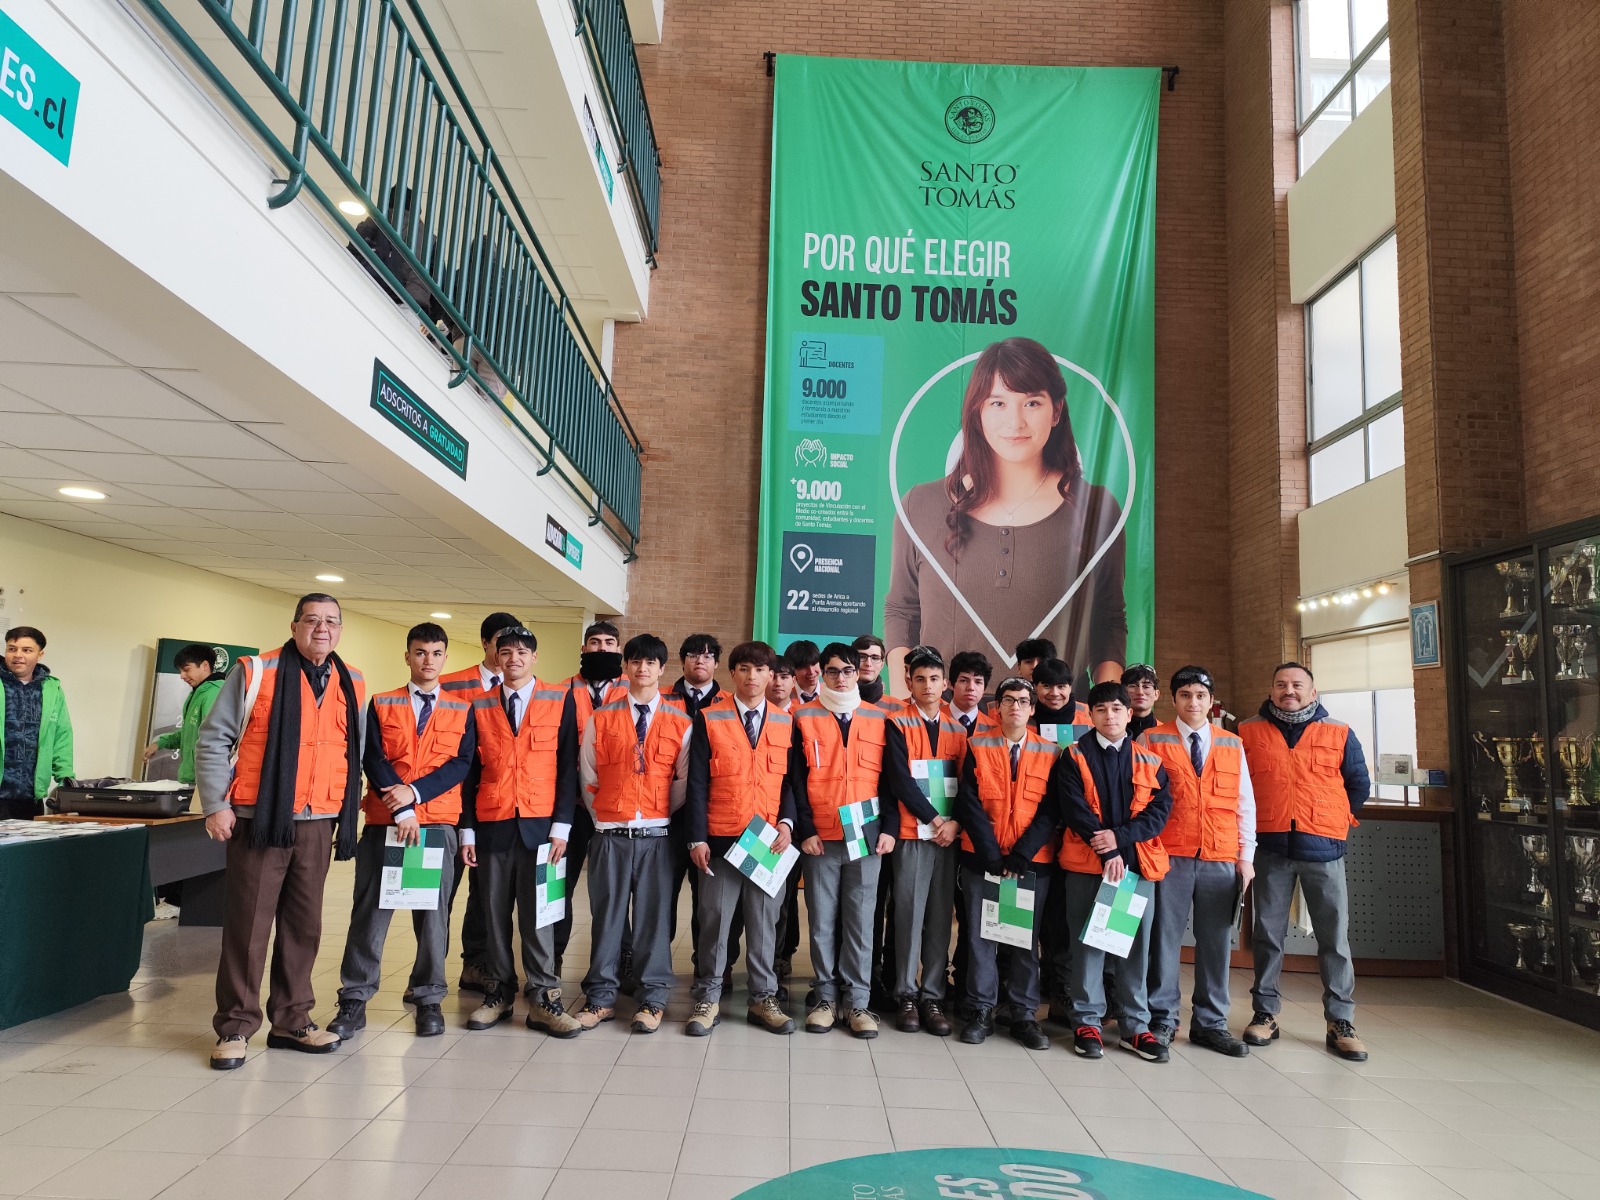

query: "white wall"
xmin=1298 ymin=466 xmax=1409 ymax=597
xmin=1288 ymin=88 xmax=1397 ymax=303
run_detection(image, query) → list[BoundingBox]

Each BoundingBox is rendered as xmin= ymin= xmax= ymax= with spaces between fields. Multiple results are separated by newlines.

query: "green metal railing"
xmin=575 ymin=0 xmax=662 ymax=259
xmin=138 ymin=0 xmax=643 ymax=554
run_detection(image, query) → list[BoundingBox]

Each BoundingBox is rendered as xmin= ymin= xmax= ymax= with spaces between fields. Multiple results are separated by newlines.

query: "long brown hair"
xmin=944 ymin=338 xmax=1081 ymax=556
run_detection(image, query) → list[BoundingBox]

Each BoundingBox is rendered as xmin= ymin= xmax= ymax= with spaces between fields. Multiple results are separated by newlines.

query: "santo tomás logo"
xmin=945 ymin=95 xmax=995 ymax=143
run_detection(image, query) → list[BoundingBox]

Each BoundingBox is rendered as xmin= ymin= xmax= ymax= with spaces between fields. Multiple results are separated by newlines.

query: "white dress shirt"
xmin=478 ymin=661 xmax=503 ymax=693
xmin=1175 ymin=716 xmax=1257 ymax=862
xmin=580 ymin=691 xmax=691 ymax=828
xmin=409 ymin=683 xmax=441 ymax=724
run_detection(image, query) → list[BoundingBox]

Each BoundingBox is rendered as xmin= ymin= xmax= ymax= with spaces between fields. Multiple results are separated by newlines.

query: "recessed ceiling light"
xmin=59 ymin=486 xmax=106 ymax=500
xmin=430 ymin=612 xmax=452 ymax=619
xmin=337 ymin=199 xmax=367 ymax=217
xmin=315 ymin=573 xmax=344 ymax=583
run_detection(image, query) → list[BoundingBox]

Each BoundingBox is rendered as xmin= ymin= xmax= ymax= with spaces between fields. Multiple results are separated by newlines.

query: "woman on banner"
xmin=884 ymin=337 xmax=1127 ymax=690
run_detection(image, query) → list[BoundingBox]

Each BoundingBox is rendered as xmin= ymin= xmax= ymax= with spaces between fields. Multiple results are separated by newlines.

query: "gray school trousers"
xmin=1250 ymin=848 xmax=1356 ymax=1022
xmin=583 ymin=831 xmax=675 ymax=1008
xmin=892 ymin=838 xmax=957 ymax=1002
xmin=337 ymin=823 xmax=458 ymax=1006
xmin=1148 ymin=855 xmax=1240 ymax=1033
xmin=801 ymin=839 xmax=881 ymax=1010
xmin=692 ymin=853 xmax=781 ymax=1003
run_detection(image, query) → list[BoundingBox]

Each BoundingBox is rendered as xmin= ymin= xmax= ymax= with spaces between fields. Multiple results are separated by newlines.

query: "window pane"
xmin=1351 ymin=1 xmax=1388 ymax=56
xmin=1361 ymin=234 xmax=1401 ymax=405
xmin=1311 ymin=429 xmax=1365 ymax=504
xmin=1354 ymin=37 xmax=1391 ymax=113
xmin=1367 ymin=407 xmax=1404 ymax=477
xmin=1310 ymin=269 xmax=1364 ymax=438
xmin=1321 ymin=691 xmax=1376 ymax=786
xmin=1374 ymin=688 xmax=1417 ymax=802
xmin=1298 ymin=0 xmax=1353 ymax=119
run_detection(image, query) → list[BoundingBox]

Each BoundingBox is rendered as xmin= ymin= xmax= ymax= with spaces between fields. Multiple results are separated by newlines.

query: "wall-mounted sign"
xmin=581 ymin=97 xmax=614 ymax=203
xmin=370 ymin=359 xmax=468 ymax=479
xmin=1410 ymin=600 xmax=1440 ymax=668
xmin=0 ymin=9 xmax=79 ymax=166
xmin=545 ymin=515 xmax=583 ymax=569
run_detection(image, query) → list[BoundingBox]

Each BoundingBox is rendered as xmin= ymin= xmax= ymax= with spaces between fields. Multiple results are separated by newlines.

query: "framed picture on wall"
xmin=1410 ymin=601 xmax=1441 ymax=669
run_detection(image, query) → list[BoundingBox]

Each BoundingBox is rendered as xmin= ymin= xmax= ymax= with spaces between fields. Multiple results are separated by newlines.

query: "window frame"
xmin=1292 ymin=0 xmax=1390 ymax=172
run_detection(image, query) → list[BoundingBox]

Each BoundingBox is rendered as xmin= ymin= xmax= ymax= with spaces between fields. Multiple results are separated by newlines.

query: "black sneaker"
xmin=1189 ymin=1027 xmax=1250 ymax=1057
xmin=414 ymin=1003 xmax=445 ymax=1037
xmin=959 ymin=1006 xmax=994 ymax=1045
xmin=1149 ymin=1023 xmax=1175 ymax=1047
xmin=1121 ymin=1031 xmax=1170 ymax=1063
xmin=1073 ymin=1026 xmax=1103 ymax=1058
xmin=326 ymin=998 xmax=366 ymax=1040
xmin=1010 ymin=1019 xmax=1050 ymax=1051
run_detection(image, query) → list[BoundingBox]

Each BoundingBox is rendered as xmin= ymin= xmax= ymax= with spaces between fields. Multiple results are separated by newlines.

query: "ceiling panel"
xmin=122 ymin=484 xmax=273 ymax=511
xmin=145 ymin=369 xmax=269 ymax=422
xmin=11 ymin=296 xmax=190 ymax=369
xmin=2 ymin=414 xmax=141 ymax=453
xmin=0 ymin=383 xmax=49 ymax=413
xmin=173 ymin=457 xmax=346 ymax=491
xmin=0 ymin=297 xmax=117 ymax=366
xmin=0 ymin=363 xmax=211 ymax=419
xmin=86 ymin=417 xmax=287 ymax=459
xmin=33 ymin=450 xmax=216 ymax=486
xmin=244 ymin=489 xmax=390 ymax=517
xmin=239 ymin=422 xmax=341 ymax=462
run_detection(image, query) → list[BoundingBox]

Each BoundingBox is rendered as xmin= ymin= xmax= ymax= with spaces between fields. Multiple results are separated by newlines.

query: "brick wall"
xmin=613 ymin=0 xmax=1236 ymax=703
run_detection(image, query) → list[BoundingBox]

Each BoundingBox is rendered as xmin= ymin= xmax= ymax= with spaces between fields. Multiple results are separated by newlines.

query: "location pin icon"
xmin=789 ymin=543 xmax=814 ymax=574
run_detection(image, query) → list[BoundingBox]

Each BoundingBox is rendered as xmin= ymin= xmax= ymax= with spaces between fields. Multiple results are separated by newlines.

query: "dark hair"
xmin=851 ymin=634 xmax=886 ymax=654
xmin=679 ymin=633 xmax=722 ymax=662
xmin=1121 ymin=663 xmax=1159 ymax=688
xmin=584 ymin=620 xmax=620 ymax=642
xmin=782 ymin=639 xmax=821 ymax=668
xmin=905 ymin=645 xmax=945 ymax=674
xmin=1274 ymin=661 xmax=1314 ymax=683
xmin=819 ymin=641 xmax=860 ymax=670
xmin=407 ymin=622 xmax=449 ymax=649
xmin=1170 ymin=665 xmax=1216 ymax=695
xmin=174 ymin=643 xmax=216 ymax=672
xmin=293 ymin=593 xmax=340 ymax=622
xmin=1087 ymin=681 xmax=1132 ymax=709
xmin=495 ymin=626 xmax=538 ymax=653
xmin=728 ymin=641 xmax=778 ymax=671
xmin=1032 ymin=658 xmax=1075 ymax=688
xmin=1015 ymin=638 xmax=1057 ymax=663
xmin=994 ymin=676 xmax=1035 ymax=702
xmin=626 ymin=633 xmax=670 ymax=665
xmin=4 ymin=625 xmax=46 ymax=650
xmin=949 ymin=650 xmax=993 ymax=685
xmin=772 ymin=657 xmax=796 ymax=677
xmin=480 ymin=612 xmax=522 ymax=642
xmin=945 ymin=338 xmax=1082 ymax=557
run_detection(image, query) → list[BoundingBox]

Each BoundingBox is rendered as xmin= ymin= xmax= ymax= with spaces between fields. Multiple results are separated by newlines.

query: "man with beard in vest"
xmin=1139 ymin=665 xmax=1255 ymax=1057
xmin=196 ymin=594 xmax=365 ymax=1070
xmin=327 ymin=624 xmax=475 ymax=1040
xmin=1239 ymin=662 xmax=1371 ymax=1061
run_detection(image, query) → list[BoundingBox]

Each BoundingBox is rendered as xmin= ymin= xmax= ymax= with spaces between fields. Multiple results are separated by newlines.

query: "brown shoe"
xmin=524 ymin=989 xmax=582 ymax=1038
xmin=1326 ymin=1019 xmax=1369 ymax=1062
xmin=920 ymin=1000 xmax=952 ymax=1037
xmin=574 ymin=1000 xmax=615 ymax=1030
xmin=685 ymin=1000 xmax=720 ymax=1037
xmin=457 ymin=960 xmax=493 ymax=994
xmin=466 ymin=986 xmax=514 ymax=1030
xmin=846 ymin=1009 xmax=879 ymax=1039
xmin=805 ymin=1001 xmax=835 ymax=1034
xmin=1242 ymin=1010 xmax=1279 ymax=1046
xmin=210 ymin=1036 xmax=247 ymax=1070
xmin=895 ymin=998 xmax=921 ymax=1033
xmin=632 ymin=1003 xmax=665 ymax=1034
xmin=265 ymin=1024 xmax=340 ymax=1053
xmin=747 ymin=994 xmax=795 ymax=1035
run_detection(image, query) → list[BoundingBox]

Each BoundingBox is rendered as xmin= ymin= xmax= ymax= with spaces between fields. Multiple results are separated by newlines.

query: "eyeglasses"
xmin=297 ymin=616 xmax=342 ymax=629
xmin=997 ymin=696 xmax=1033 ymax=708
xmin=821 ymin=666 xmax=858 ymax=680
xmin=685 ymin=651 xmax=718 ymax=661
xmin=856 ymin=651 xmax=884 ymax=663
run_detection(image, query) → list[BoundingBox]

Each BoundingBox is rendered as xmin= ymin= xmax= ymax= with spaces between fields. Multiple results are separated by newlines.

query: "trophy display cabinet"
xmin=1450 ymin=525 xmax=1600 ymax=1027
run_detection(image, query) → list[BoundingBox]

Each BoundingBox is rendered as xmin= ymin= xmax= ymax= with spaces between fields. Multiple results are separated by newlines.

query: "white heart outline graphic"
xmin=888 ymin=352 xmax=1137 ymax=669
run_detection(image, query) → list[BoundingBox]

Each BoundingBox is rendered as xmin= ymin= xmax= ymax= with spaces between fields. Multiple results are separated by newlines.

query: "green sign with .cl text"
xmin=370 ymin=359 xmax=469 ymax=479
xmin=0 ymin=8 xmax=79 ymax=165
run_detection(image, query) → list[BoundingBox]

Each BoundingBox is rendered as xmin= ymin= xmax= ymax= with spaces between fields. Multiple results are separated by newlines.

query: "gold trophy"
xmin=1515 ymin=632 xmax=1539 ymax=682
xmin=1577 ymin=543 xmax=1599 ymax=606
xmin=1497 ymin=560 xmax=1534 ymax=617
xmin=1506 ymin=921 xmax=1535 ymax=972
xmin=1501 ymin=631 xmax=1522 ymax=685
xmin=1476 ymin=734 xmax=1531 ymax=814
xmin=1549 ymin=552 xmax=1577 ymax=607
xmin=1558 ymin=734 xmax=1597 ymax=807
xmin=1519 ymin=832 xmax=1553 ymax=911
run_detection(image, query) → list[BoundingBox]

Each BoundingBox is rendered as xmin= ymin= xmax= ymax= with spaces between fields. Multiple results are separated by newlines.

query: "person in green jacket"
xmin=1 ymin=626 xmax=74 ymax=821
xmin=144 ymin=644 xmax=224 ymax=785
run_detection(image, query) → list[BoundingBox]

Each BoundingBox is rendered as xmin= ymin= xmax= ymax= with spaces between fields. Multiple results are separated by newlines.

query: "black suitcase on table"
xmin=53 ymin=783 xmax=195 ymax=819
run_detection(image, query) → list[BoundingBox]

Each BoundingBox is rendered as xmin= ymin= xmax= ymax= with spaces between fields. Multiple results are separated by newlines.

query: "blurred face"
xmin=292 ymin=600 xmax=342 ymax=663
xmin=5 ymin=637 xmax=42 ymax=680
xmin=951 ymin=671 xmax=988 ymax=713
xmin=1091 ymin=699 xmax=1130 ymax=742
xmin=731 ymin=661 xmax=771 ymax=704
xmin=681 ymin=649 xmax=717 ymax=686
xmin=1272 ymin=668 xmax=1316 ymax=712
xmin=855 ymin=644 xmax=885 ymax=682
xmin=820 ymin=655 xmax=857 ymax=690
xmin=407 ymin=641 xmax=447 ymax=688
xmin=1016 ymin=657 xmax=1040 ymax=682
xmin=767 ymin=671 xmax=796 ymax=707
xmin=497 ymin=641 xmax=536 ymax=685
xmin=584 ymin=632 xmax=619 ymax=652
xmin=980 ymin=383 xmax=1059 ymax=467
xmin=627 ymin=656 xmax=665 ymax=694
xmin=177 ymin=661 xmax=213 ymax=688
xmin=908 ymin=666 xmax=945 ymax=713
xmin=1035 ymin=680 xmax=1073 ymax=712
xmin=1174 ymin=683 xmax=1213 ymax=727
xmin=793 ymin=660 xmax=821 ymax=695
xmin=1126 ymin=677 xmax=1159 ymax=716
xmin=995 ymin=688 xmax=1033 ymax=736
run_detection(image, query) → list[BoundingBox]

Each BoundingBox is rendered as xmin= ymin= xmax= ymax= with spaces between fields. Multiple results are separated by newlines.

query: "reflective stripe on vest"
xmin=959 ymin=729 xmax=1057 ymax=863
xmin=1057 ymin=743 xmax=1169 ymax=880
xmin=563 ymin=674 xmax=629 ymax=734
xmin=793 ymin=703 xmax=887 ymax=840
xmin=702 ymin=698 xmax=792 ymax=836
xmin=892 ymin=706 xmax=968 ymax=841
xmin=229 ymin=651 xmax=366 ymax=814
xmin=440 ymin=665 xmax=492 ymax=701
xmin=364 ymin=690 xmax=470 ymax=825
xmin=591 ymin=699 xmax=692 ymax=823
xmin=1237 ymin=716 xmax=1355 ymax=839
xmin=471 ymin=687 xmax=565 ymax=821
xmin=1138 ymin=724 xmax=1243 ymax=861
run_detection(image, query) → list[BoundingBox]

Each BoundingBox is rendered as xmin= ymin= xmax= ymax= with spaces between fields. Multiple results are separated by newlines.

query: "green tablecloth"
xmin=0 ymin=827 xmax=153 ymax=1030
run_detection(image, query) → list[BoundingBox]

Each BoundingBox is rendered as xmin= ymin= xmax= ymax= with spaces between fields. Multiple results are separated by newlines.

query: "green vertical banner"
xmin=756 ymin=56 xmax=1157 ymax=678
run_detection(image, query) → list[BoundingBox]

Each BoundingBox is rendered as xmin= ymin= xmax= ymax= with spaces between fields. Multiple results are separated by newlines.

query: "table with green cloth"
xmin=0 ymin=825 xmax=153 ymax=1030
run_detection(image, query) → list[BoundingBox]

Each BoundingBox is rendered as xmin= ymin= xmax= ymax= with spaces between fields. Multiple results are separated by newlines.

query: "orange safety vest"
xmin=229 ymin=650 xmax=365 ymax=813
xmin=959 ymin=729 xmax=1058 ymax=864
xmin=1057 ymin=741 xmax=1170 ymax=880
xmin=891 ymin=704 xmax=968 ymax=840
xmin=440 ymin=663 xmax=495 ymax=703
xmin=471 ymin=683 xmax=566 ymax=821
xmin=1138 ymin=722 xmax=1244 ymax=861
xmin=363 ymin=687 xmax=471 ymax=825
xmin=793 ymin=702 xmax=888 ymax=840
xmin=701 ymin=697 xmax=792 ymax=836
xmin=563 ymin=673 xmax=630 ymax=733
xmin=1238 ymin=716 xmax=1356 ymax=840
xmin=590 ymin=697 xmax=692 ymax=823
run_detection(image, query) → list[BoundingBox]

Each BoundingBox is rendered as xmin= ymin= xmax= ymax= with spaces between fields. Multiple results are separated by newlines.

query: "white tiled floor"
xmin=4 ymin=860 xmax=1600 ymax=1200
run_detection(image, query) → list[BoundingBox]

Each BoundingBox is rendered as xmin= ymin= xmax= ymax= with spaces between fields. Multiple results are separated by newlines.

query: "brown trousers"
xmin=213 ymin=817 xmax=335 ymax=1039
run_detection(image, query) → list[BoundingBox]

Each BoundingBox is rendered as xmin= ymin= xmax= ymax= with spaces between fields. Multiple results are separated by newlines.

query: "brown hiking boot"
xmin=265 ymin=1023 xmax=340 ymax=1053
xmin=632 ymin=1003 xmax=665 ymax=1034
xmin=846 ymin=1009 xmax=879 ymax=1039
xmin=1243 ymin=1010 xmax=1279 ymax=1046
xmin=466 ymin=985 xmax=514 ymax=1030
xmin=574 ymin=1000 xmax=615 ymax=1030
xmin=210 ymin=1036 xmax=247 ymax=1070
xmin=747 ymin=994 xmax=795 ymax=1035
xmin=685 ymin=1000 xmax=720 ymax=1037
xmin=1326 ymin=1019 xmax=1369 ymax=1061
xmin=524 ymin=989 xmax=582 ymax=1038
xmin=805 ymin=1000 xmax=836 ymax=1033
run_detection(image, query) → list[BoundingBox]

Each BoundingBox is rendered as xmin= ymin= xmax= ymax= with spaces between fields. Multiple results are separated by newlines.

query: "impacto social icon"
xmin=795 ymin=439 xmax=828 ymax=468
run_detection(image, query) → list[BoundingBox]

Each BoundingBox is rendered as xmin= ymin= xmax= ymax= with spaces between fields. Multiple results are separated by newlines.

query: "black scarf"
xmin=250 ymin=639 xmax=363 ymax=860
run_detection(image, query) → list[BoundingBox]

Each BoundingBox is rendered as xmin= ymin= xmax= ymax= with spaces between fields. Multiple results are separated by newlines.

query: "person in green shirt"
xmin=1 ymin=626 xmax=74 ymax=820
xmin=144 ymin=644 xmax=224 ymax=785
